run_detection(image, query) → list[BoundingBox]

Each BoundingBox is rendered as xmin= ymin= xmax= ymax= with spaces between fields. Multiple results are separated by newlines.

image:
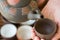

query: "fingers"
xmin=33 ymin=36 xmax=40 ymax=40
xmin=32 ymin=28 xmax=45 ymax=40
xmin=52 ymin=23 xmax=60 ymax=40
xmin=31 ymin=28 xmax=40 ymax=40
xmin=31 ymin=28 xmax=36 ymax=39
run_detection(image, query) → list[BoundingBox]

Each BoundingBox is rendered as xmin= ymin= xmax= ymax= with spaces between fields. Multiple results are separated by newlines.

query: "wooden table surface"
xmin=0 ymin=14 xmax=4 ymax=27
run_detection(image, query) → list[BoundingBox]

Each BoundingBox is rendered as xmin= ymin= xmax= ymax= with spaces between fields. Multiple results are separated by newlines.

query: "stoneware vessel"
xmin=34 ymin=19 xmax=57 ymax=40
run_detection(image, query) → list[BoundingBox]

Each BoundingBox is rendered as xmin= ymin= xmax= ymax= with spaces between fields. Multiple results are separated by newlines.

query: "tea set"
xmin=0 ymin=0 xmax=57 ymax=40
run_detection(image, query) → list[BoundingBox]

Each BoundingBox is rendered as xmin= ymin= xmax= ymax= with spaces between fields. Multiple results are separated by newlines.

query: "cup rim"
xmin=34 ymin=19 xmax=57 ymax=36
xmin=16 ymin=25 xmax=33 ymax=40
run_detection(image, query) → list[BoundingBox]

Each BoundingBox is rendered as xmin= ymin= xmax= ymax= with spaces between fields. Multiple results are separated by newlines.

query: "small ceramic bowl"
xmin=34 ymin=19 xmax=57 ymax=40
xmin=1 ymin=24 xmax=17 ymax=38
xmin=16 ymin=25 xmax=32 ymax=40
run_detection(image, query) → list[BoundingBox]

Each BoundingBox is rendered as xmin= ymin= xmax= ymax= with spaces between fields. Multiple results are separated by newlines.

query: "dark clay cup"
xmin=34 ymin=19 xmax=57 ymax=40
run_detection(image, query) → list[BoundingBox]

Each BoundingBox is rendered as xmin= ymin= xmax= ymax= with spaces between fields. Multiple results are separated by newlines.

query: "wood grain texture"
xmin=0 ymin=14 xmax=4 ymax=27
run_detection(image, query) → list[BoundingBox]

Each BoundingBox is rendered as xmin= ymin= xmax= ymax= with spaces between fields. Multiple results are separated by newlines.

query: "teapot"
xmin=0 ymin=0 xmax=41 ymax=24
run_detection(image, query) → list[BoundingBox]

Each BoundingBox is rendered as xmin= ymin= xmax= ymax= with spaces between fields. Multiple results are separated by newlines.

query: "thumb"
xmin=33 ymin=36 xmax=40 ymax=40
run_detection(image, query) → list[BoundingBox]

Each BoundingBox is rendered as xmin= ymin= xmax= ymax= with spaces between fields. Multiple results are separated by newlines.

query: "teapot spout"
xmin=28 ymin=10 xmax=41 ymax=20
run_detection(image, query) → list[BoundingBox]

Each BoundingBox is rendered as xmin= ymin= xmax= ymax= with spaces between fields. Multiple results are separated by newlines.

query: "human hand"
xmin=41 ymin=0 xmax=60 ymax=40
xmin=37 ymin=0 xmax=60 ymax=40
xmin=31 ymin=28 xmax=45 ymax=40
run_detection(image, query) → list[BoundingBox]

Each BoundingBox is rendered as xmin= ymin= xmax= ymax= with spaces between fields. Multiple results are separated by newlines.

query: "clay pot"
xmin=0 ymin=0 xmax=40 ymax=24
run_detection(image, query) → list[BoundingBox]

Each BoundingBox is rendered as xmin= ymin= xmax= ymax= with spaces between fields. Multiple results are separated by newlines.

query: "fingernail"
xmin=33 ymin=36 xmax=40 ymax=40
xmin=41 ymin=39 xmax=45 ymax=40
